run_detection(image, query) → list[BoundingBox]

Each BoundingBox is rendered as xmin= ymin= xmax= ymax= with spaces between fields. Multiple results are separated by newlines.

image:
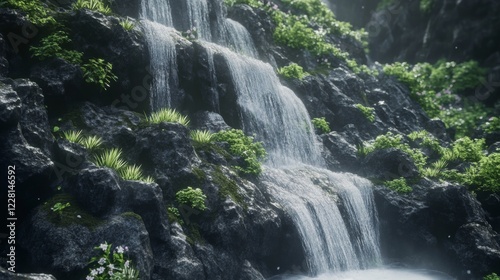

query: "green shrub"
xmin=355 ymin=104 xmax=375 ymax=122
xmin=484 ymin=273 xmax=500 ymax=280
xmin=278 ymin=63 xmax=309 ymax=80
xmin=81 ymin=58 xmax=118 ymax=90
xmin=439 ymin=101 xmax=491 ymax=139
xmin=482 ymin=117 xmax=500 ymax=133
xmin=311 ymin=117 xmax=330 ymax=134
xmin=213 ymin=129 xmax=267 ymax=175
xmin=63 ymin=130 xmax=83 ymax=143
xmin=73 ymin=0 xmax=112 ymax=15
xmin=93 ymin=148 xmax=126 ymax=171
xmin=466 ymin=153 xmax=500 ymax=193
xmin=167 ymin=206 xmax=183 ymax=224
xmin=384 ymin=178 xmax=412 ymax=193
xmin=408 ymin=130 xmax=443 ymax=154
xmin=6 ymin=0 xmax=56 ymax=26
xmin=419 ymin=0 xmax=434 ymax=12
xmin=190 ymin=130 xmax=214 ymax=145
xmin=452 ymin=137 xmax=485 ymax=162
xmin=176 ymin=187 xmax=207 ymax=211
xmin=30 ymin=31 xmax=83 ymax=65
xmin=146 ymin=108 xmax=190 ymax=127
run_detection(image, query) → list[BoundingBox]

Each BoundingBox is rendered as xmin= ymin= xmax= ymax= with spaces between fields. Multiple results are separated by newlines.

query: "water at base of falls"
xmin=270 ymin=268 xmax=455 ymax=280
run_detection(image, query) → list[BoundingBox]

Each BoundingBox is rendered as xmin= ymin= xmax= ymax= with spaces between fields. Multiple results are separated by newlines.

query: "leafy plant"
xmin=143 ymin=176 xmax=155 ymax=184
xmin=167 ymin=206 xmax=183 ymax=225
xmin=190 ymin=130 xmax=214 ymax=145
xmin=408 ymin=130 xmax=443 ymax=154
xmin=87 ymin=242 xmax=139 ymax=280
xmin=213 ymin=129 xmax=267 ymax=175
xmin=6 ymin=0 xmax=57 ymax=26
xmin=484 ymin=273 xmax=500 ymax=280
xmin=384 ymin=178 xmax=412 ymax=193
xmin=93 ymin=148 xmax=127 ymax=171
xmin=81 ymin=58 xmax=118 ymax=90
xmin=482 ymin=117 xmax=500 ymax=134
xmin=30 ymin=31 xmax=83 ymax=65
xmin=466 ymin=152 xmax=500 ymax=193
xmin=51 ymin=202 xmax=70 ymax=214
xmin=452 ymin=137 xmax=485 ymax=162
xmin=355 ymin=104 xmax=375 ymax=122
xmin=63 ymin=130 xmax=83 ymax=143
xmin=119 ymin=164 xmax=144 ymax=181
xmin=146 ymin=108 xmax=190 ymax=127
xmin=175 ymin=187 xmax=207 ymax=211
xmin=80 ymin=135 xmax=103 ymax=151
xmin=73 ymin=0 xmax=112 ymax=15
xmin=311 ymin=117 xmax=330 ymax=134
xmin=119 ymin=18 xmax=135 ymax=31
xmin=181 ymin=26 xmax=198 ymax=41
xmin=278 ymin=63 xmax=309 ymax=80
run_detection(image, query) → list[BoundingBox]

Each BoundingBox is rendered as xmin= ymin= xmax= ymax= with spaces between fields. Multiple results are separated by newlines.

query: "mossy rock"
xmin=42 ymin=193 xmax=102 ymax=229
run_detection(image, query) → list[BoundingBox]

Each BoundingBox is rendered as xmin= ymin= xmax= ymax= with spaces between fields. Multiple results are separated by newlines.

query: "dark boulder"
xmin=0 ymin=81 xmax=21 ymax=127
xmin=0 ymin=33 xmax=8 ymax=76
xmin=111 ymin=0 xmax=141 ymax=18
xmin=362 ymin=148 xmax=420 ymax=181
xmin=320 ymin=131 xmax=361 ymax=173
xmin=374 ymin=180 xmax=500 ymax=279
xmin=190 ymin=111 xmax=231 ymax=132
xmin=0 ymin=267 xmax=56 ymax=280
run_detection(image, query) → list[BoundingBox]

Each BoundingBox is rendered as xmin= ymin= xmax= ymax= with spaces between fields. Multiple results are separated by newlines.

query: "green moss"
xmin=311 ymin=117 xmax=330 ymax=134
xmin=166 ymin=206 xmax=183 ymax=225
xmin=121 ymin=211 xmax=143 ymax=221
xmin=185 ymin=224 xmax=204 ymax=245
xmin=192 ymin=167 xmax=207 ymax=182
xmin=42 ymin=193 xmax=102 ymax=229
xmin=383 ymin=178 xmax=412 ymax=193
xmin=355 ymin=104 xmax=375 ymax=122
xmin=213 ymin=167 xmax=246 ymax=208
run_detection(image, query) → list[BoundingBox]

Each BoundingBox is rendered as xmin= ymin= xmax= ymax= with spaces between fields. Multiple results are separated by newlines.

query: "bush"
xmin=176 ymin=187 xmax=207 ymax=211
xmin=484 ymin=273 xmax=500 ymax=280
xmin=73 ymin=0 xmax=112 ymax=15
xmin=146 ymin=108 xmax=190 ymax=127
xmin=81 ymin=58 xmax=118 ymax=91
xmin=93 ymin=148 xmax=126 ymax=171
xmin=6 ymin=0 xmax=56 ymax=26
xmin=213 ymin=129 xmax=267 ymax=175
xmin=355 ymin=104 xmax=375 ymax=122
xmin=87 ymin=242 xmax=139 ymax=280
xmin=277 ymin=63 xmax=309 ymax=80
xmin=452 ymin=137 xmax=485 ymax=162
xmin=190 ymin=130 xmax=214 ymax=145
xmin=482 ymin=117 xmax=500 ymax=133
xmin=384 ymin=178 xmax=412 ymax=193
xmin=466 ymin=153 xmax=500 ymax=193
xmin=311 ymin=117 xmax=330 ymax=134
xmin=30 ymin=31 xmax=83 ymax=65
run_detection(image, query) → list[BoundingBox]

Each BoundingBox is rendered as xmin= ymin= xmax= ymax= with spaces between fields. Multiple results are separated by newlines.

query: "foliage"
xmin=30 ymin=31 xmax=83 ymax=65
xmin=277 ymin=63 xmax=309 ymax=80
xmin=190 ymin=130 xmax=214 ymax=145
xmin=119 ymin=19 xmax=135 ymax=31
xmin=81 ymin=58 xmax=118 ymax=91
xmin=175 ymin=187 xmax=207 ymax=211
xmin=384 ymin=178 xmax=412 ymax=193
xmin=6 ymin=0 xmax=56 ymax=26
xmin=213 ymin=129 xmax=267 ymax=175
xmin=213 ymin=167 xmax=245 ymax=206
xmin=51 ymin=202 xmax=70 ymax=214
xmin=451 ymin=137 xmax=485 ymax=162
xmin=181 ymin=27 xmax=198 ymax=41
xmin=73 ymin=0 xmax=112 ymax=15
xmin=63 ymin=130 xmax=83 ymax=143
xmin=408 ymin=130 xmax=443 ymax=154
xmin=146 ymin=108 xmax=190 ymax=127
xmin=482 ymin=117 xmax=500 ymax=134
xmin=419 ymin=0 xmax=434 ymax=12
xmin=87 ymin=242 xmax=139 ymax=280
xmin=466 ymin=153 xmax=500 ymax=192
xmin=484 ymin=273 xmax=500 ymax=280
xmin=311 ymin=117 xmax=330 ymax=134
xmin=80 ymin=135 xmax=104 ymax=151
xmin=355 ymin=104 xmax=375 ymax=122
xmin=93 ymin=148 xmax=127 ymax=171
xmin=167 ymin=206 xmax=183 ymax=225
xmin=119 ymin=164 xmax=145 ymax=181
xmin=439 ymin=101 xmax=491 ymax=139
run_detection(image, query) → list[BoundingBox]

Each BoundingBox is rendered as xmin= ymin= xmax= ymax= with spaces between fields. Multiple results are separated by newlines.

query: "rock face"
xmin=374 ymin=180 xmax=500 ymax=279
xmin=1 ymin=0 xmax=500 ymax=279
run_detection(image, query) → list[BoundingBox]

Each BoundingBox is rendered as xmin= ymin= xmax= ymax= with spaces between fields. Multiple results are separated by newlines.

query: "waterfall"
xmin=141 ymin=20 xmax=178 ymax=111
xmin=140 ymin=0 xmax=173 ymax=26
xmin=185 ymin=0 xmax=212 ymax=40
xmin=223 ymin=19 xmax=258 ymax=57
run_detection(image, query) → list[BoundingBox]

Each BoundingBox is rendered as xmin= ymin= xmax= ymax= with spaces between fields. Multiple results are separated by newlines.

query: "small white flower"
xmin=97 ymin=267 xmax=105 ymax=274
xmin=108 ymin=264 xmax=115 ymax=270
xmin=99 ymin=243 xmax=108 ymax=251
xmin=98 ymin=258 xmax=106 ymax=266
xmin=91 ymin=269 xmax=98 ymax=276
xmin=124 ymin=260 xmax=130 ymax=268
xmin=116 ymin=246 xmax=124 ymax=254
xmin=86 ymin=276 xmax=94 ymax=280
xmin=109 ymin=270 xmax=114 ymax=276
xmin=77 ymin=215 xmax=82 ymax=219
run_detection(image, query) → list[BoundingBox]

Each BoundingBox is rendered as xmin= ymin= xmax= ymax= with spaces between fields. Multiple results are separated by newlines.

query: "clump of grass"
xmin=63 ymin=130 xmax=83 ymax=143
xmin=93 ymin=148 xmax=126 ymax=170
xmin=190 ymin=130 xmax=214 ymax=144
xmin=80 ymin=135 xmax=103 ymax=151
xmin=355 ymin=104 xmax=375 ymax=122
xmin=119 ymin=164 xmax=144 ymax=181
xmin=72 ymin=0 xmax=112 ymax=15
xmin=146 ymin=108 xmax=190 ymax=127
xmin=119 ymin=18 xmax=135 ymax=31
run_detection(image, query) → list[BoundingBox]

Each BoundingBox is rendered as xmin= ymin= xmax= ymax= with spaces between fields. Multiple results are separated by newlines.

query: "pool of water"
xmin=269 ymin=268 xmax=455 ymax=280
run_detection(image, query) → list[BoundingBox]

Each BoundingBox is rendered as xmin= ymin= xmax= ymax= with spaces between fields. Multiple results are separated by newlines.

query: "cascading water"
xmin=139 ymin=0 xmax=450 ymax=278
